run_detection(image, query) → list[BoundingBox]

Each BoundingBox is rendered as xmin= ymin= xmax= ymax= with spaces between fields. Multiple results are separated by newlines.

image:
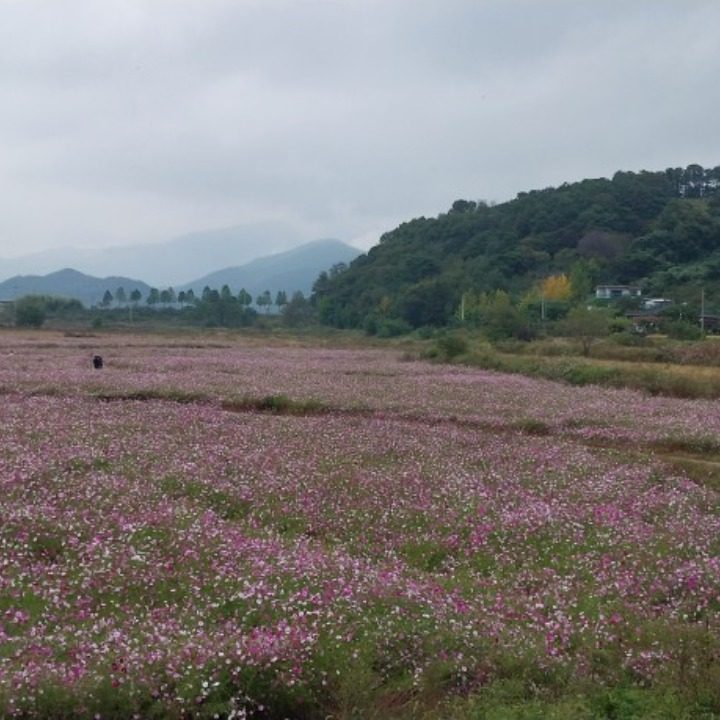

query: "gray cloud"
xmin=1 ymin=0 xmax=718 ymax=256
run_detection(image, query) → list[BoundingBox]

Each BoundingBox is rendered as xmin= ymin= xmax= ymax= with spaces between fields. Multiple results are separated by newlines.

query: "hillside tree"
xmin=559 ymin=306 xmax=612 ymax=357
xmin=147 ymin=288 xmax=160 ymax=307
xmin=238 ymin=288 xmax=252 ymax=307
xmin=256 ymin=290 xmax=272 ymax=313
xmin=15 ymin=296 xmax=46 ymax=328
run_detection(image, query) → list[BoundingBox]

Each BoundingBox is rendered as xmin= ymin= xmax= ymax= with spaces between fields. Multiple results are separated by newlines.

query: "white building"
xmin=595 ymin=285 xmax=642 ymax=300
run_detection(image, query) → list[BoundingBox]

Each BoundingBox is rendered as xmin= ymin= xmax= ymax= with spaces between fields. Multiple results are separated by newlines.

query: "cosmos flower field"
xmin=1 ymin=332 xmax=719 ymax=718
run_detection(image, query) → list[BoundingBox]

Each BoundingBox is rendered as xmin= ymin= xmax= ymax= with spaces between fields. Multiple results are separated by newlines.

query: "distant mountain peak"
xmin=0 ymin=238 xmax=361 ymax=307
xmin=0 ymin=222 xmax=313 ymax=286
xmin=0 ymin=269 xmax=151 ymax=306
xmin=178 ymin=240 xmax=361 ymax=298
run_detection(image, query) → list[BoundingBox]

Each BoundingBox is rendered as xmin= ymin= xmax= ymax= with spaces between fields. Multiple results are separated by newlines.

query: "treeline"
xmin=313 ymin=164 xmax=720 ymax=333
xmin=12 ymin=286 xmax=315 ymax=329
xmin=94 ymin=284 xmax=315 ymax=327
xmin=98 ymin=285 xmax=291 ymax=312
xmin=10 ymin=295 xmax=84 ymax=328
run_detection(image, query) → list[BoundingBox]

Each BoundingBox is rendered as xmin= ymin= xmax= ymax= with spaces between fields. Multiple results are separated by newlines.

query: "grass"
xmin=420 ymin=332 xmax=720 ymax=399
xmin=442 ymin=683 xmax=714 ymax=720
xmin=456 ymin=345 xmax=720 ymax=399
xmin=222 ymin=393 xmax=331 ymax=415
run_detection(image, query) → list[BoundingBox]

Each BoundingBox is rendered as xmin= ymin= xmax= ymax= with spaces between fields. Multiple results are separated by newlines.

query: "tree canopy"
xmin=312 ymin=164 xmax=720 ymax=331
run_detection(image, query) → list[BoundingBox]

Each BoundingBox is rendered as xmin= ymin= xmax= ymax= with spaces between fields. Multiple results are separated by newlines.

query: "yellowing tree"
xmin=540 ymin=274 xmax=572 ymax=301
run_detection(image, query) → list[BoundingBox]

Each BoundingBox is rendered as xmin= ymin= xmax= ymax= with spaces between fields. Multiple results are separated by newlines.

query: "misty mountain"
xmin=0 ymin=269 xmax=151 ymax=307
xmin=178 ymin=239 xmax=360 ymax=298
xmin=0 ymin=222 xmax=310 ymax=286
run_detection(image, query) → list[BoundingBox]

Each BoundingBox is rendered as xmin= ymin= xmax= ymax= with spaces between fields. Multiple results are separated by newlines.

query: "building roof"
xmin=596 ymin=285 xmax=641 ymax=290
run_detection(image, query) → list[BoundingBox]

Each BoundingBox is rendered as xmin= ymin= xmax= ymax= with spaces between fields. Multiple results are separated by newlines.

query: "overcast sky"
xmin=1 ymin=0 xmax=718 ymax=258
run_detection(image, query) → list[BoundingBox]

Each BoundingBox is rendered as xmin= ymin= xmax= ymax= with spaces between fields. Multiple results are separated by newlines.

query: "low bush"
xmin=223 ymin=394 xmax=329 ymax=415
xmin=435 ymin=333 xmax=469 ymax=360
xmin=663 ymin=320 xmax=704 ymax=341
xmin=377 ymin=318 xmax=413 ymax=338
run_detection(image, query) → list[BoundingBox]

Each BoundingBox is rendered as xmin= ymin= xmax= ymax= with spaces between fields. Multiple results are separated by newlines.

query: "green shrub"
xmin=15 ymin=296 xmax=47 ymax=328
xmin=612 ymin=331 xmax=651 ymax=347
xmin=663 ymin=320 xmax=703 ymax=341
xmin=363 ymin=314 xmax=380 ymax=335
xmin=416 ymin=325 xmax=437 ymax=340
xmin=435 ymin=333 xmax=469 ymax=359
xmin=513 ymin=419 xmax=552 ymax=435
xmin=377 ymin=318 xmax=412 ymax=337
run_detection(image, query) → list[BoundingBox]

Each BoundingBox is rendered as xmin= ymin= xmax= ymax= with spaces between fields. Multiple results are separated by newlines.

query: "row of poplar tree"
xmin=99 ymin=285 xmax=294 ymax=311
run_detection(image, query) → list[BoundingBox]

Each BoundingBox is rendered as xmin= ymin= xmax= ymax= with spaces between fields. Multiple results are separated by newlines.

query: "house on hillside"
xmin=625 ymin=311 xmax=661 ymax=333
xmin=595 ymin=285 xmax=642 ymax=300
xmin=643 ymin=298 xmax=673 ymax=311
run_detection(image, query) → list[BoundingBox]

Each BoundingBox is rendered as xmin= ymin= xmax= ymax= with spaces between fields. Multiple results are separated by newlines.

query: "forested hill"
xmin=313 ymin=165 xmax=720 ymax=329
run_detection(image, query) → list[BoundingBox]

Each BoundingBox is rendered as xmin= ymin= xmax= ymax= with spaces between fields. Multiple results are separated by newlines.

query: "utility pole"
xmin=701 ymin=287 xmax=705 ymax=333
xmin=541 ymin=292 xmax=546 ymax=321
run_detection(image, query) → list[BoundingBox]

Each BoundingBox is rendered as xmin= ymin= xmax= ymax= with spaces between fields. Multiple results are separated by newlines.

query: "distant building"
xmin=643 ymin=298 xmax=673 ymax=311
xmin=700 ymin=314 xmax=720 ymax=332
xmin=595 ymin=285 xmax=642 ymax=300
xmin=625 ymin=311 xmax=661 ymax=333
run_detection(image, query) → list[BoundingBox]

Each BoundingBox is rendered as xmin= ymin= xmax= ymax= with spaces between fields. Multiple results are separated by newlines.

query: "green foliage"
xmin=256 ymin=289 xmax=272 ymax=312
xmin=662 ymin=319 xmax=704 ymax=340
xmin=463 ymin=291 xmax=532 ymax=341
xmin=146 ymin=287 xmax=160 ymax=306
xmin=312 ymin=164 xmax=720 ymax=331
xmin=282 ymin=291 xmax=314 ymax=327
xmin=189 ymin=290 xmax=258 ymax=328
xmin=557 ymin=307 xmax=612 ymax=356
xmin=13 ymin=295 xmax=83 ymax=327
xmin=434 ymin=332 xmax=469 ymax=359
xmin=447 ymin=681 xmax=709 ymax=720
xmin=376 ymin=318 xmax=412 ymax=337
xmin=15 ymin=295 xmax=47 ymax=327
xmin=401 ymin=540 xmax=449 ymax=572
xmin=398 ymin=278 xmax=456 ymax=327
xmin=224 ymin=394 xmax=328 ymax=416
xmin=363 ymin=313 xmax=380 ymax=335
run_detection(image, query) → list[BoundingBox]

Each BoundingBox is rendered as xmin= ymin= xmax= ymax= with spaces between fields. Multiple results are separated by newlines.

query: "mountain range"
xmin=0 ymin=222 xmax=312 ymax=287
xmin=0 ymin=269 xmax=151 ymax=308
xmin=0 ymin=239 xmax=361 ymax=307
xmin=177 ymin=239 xmax=359 ymax=298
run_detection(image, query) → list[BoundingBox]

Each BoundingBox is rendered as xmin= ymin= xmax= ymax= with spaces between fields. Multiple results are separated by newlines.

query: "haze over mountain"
xmin=0 ymin=222 xmax=313 ymax=287
xmin=0 ymin=239 xmax=360 ymax=308
xmin=0 ymin=269 xmax=151 ymax=308
xmin=179 ymin=240 xmax=360 ymax=299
